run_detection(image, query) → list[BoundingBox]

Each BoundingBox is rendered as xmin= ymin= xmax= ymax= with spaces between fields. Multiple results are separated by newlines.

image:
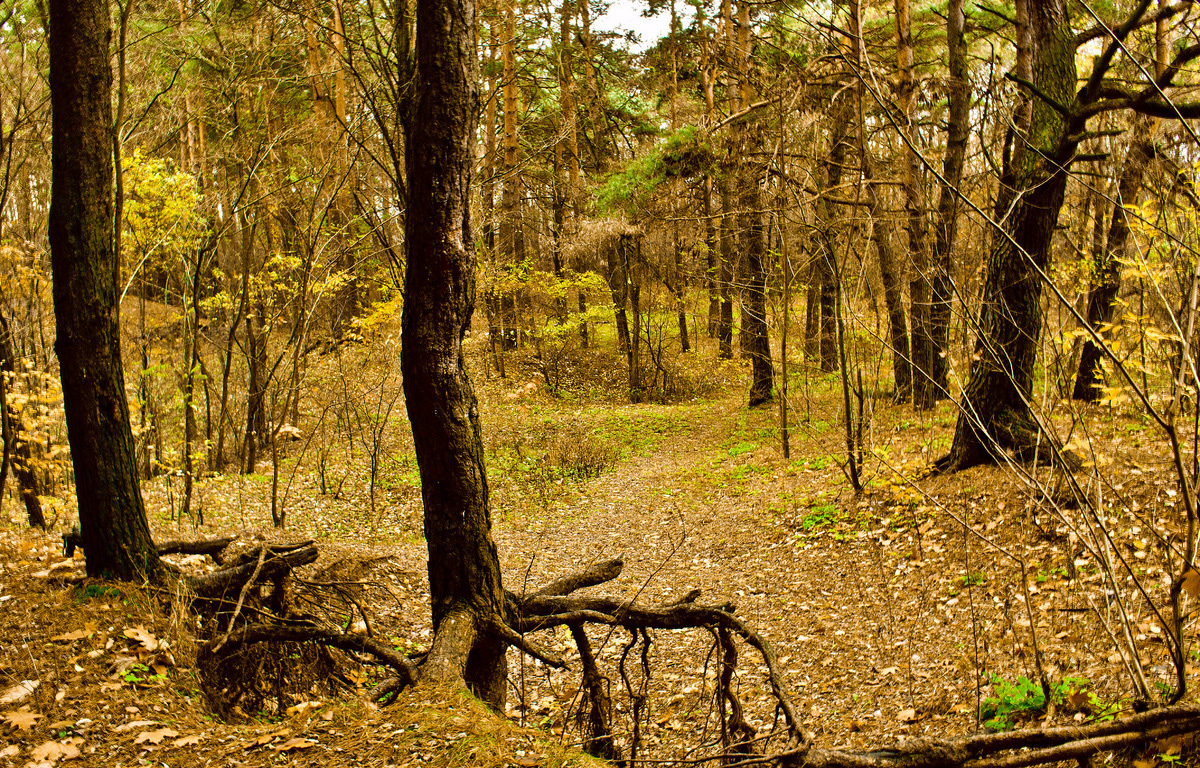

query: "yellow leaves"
xmin=121 ymin=149 xmax=207 ymax=279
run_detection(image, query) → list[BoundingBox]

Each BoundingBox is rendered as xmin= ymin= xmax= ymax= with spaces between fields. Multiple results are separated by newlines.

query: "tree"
xmin=48 ymin=0 xmax=163 ymax=581
xmin=940 ymin=0 xmax=1198 ymax=469
xmin=922 ymin=0 xmax=968 ymax=409
xmin=400 ymin=0 xmax=507 ymax=702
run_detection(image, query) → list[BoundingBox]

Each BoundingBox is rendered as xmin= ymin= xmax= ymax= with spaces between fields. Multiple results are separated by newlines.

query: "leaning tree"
xmin=48 ymin=0 xmax=163 ymax=582
xmin=940 ymin=0 xmax=1200 ymax=471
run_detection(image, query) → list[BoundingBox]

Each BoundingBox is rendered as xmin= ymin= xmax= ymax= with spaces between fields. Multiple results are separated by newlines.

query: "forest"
xmin=1 ymin=0 xmax=1200 ymax=765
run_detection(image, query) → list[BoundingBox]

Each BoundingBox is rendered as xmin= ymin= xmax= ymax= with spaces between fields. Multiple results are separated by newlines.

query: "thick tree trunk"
xmin=1074 ymin=118 xmax=1154 ymax=401
xmin=942 ymin=0 xmax=1078 ymax=471
xmin=48 ymin=0 xmax=163 ymax=581
xmin=402 ymin=0 xmax=507 ymax=704
xmin=741 ymin=176 xmax=773 ymax=406
xmin=735 ymin=0 xmax=770 ymax=399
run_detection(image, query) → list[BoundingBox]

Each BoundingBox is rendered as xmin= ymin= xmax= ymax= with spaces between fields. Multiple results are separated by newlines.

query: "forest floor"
xmin=0 ymin=339 xmax=1196 ymax=767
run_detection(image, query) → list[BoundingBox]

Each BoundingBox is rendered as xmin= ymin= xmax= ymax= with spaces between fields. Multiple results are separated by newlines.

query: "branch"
xmin=1003 ymin=73 xmax=1072 ymax=116
xmin=206 ymin=622 xmax=417 ymax=688
xmin=530 ymin=558 xmax=623 ymax=598
xmin=187 ymin=545 xmax=318 ymax=599
xmin=489 ymin=619 xmax=567 ymax=669
xmin=801 ymin=704 xmax=1200 ymax=768
xmin=1075 ymin=0 xmax=1194 ymax=45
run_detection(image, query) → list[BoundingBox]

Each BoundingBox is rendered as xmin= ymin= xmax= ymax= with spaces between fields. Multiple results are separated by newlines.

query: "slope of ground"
xmin=0 ymin=354 xmax=1196 ymax=767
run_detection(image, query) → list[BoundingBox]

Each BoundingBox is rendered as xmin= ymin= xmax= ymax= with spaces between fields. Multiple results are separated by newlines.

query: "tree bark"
xmin=402 ymin=0 xmax=507 ymax=705
xmin=48 ymin=0 xmax=163 ymax=580
xmin=941 ymin=0 xmax=1079 ymax=470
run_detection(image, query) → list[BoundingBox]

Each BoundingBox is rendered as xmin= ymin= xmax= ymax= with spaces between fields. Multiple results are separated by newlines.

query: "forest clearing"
xmin=0 ymin=326 xmax=1198 ymax=767
xmin=3 ymin=0 xmax=1200 ymax=763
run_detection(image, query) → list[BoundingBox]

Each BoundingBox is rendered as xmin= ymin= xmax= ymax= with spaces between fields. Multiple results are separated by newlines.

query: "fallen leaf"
xmin=122 ymin=626 xmax=158 ymax=652
xmin=112 ymin=720 xmax=159 ymax=733
xmin=134 ymin=728 xmax=178 ymax=745
xmin=50 ymin=630 xmax=93 ymax=643
xmin=1133 ymin=759 xmax=1156 ymax=768
xmin=29 ymin=739 xmax=80 ymax=762
xmin=1154 ymin=735 xmax=1183 ymax=757
xmin=276 ymin=737 xmax=316 ymax=752
xmin=243 ymin=730 xmax=289 ymax=750
xmin=4 ymin=709 xmax=43 ymax=731
xmin=897 ymin=708 xmax=920 ymax=723
xmin=0 ymin=681 xmax=38 ymax=706
xmin=0 ymin=744 xmax=18 ymax=757
xmin=285 ymin=701 xmax=321 ymax=717
xmin=172 ymin=734 xmax=204 ymax=747
xmin=1182 ymin=570 xmax=1200 ymax=600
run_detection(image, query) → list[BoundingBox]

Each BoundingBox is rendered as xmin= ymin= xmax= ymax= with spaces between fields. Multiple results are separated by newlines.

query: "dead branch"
xmin=157 ymin=536 xmax=235 ymax=563
xmin=529 ymin=557 xmax=624 ymax=597
xmin=801 ymin=703 xmax=1200 ymax=768
xmin=187 ymin=544 xmax=318 ymax=599
xmin=205 ymin=622 xmax=417 ymax=688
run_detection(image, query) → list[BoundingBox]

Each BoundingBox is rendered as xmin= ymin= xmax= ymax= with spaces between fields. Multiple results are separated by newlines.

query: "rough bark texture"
xmin=401 ymin=0 xmax=507 ymax=706
xmin=942 ymin=0 xmax=1077 ymax=470
xmin=740 ymin=164 xmax=774 ymax=406
xmin=48 ymin=0 xmax=163 ymax=581
xmin=1073 ymin=117 xmax=1154 ymax=401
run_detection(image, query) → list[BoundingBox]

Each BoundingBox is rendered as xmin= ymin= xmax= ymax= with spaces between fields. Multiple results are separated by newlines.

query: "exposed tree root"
xmin=935 ymin=406 xmax=1083 ymax=473
xmin=173 ymin=539 xmax=1196 ymax=767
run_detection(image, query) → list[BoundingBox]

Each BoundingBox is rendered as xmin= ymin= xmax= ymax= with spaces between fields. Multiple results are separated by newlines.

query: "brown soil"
xmin=0 ymin=356 xmax=1196 ymax=767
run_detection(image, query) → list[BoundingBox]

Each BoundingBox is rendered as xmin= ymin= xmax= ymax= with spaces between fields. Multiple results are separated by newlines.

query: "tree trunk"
xmin=498 ymin=0 xmax=523 ymax=349
xmin=704 ymin=175 xmax=720 ymax=338
xmin=717 ymin=180 xmax=735 ymax=359
xmin=924 ymin=0 xmax=969 ymax=407
xmin=1074 ymin=117 xmax=1154 ymax=401
xmin=0 ymin=310 xmax=44 ymax=529
xmin=815 ymin=104 xmax=851 ymax=373
xmin=941 ymin=0 xmax=1078 ymax=471
xmin=852 ymin=0 xmax=910 ymax=402
xmin=402 ymin=0 xmax=507 ymax=704
xmin=48 ymin=0 xmax=162 ymax=580
xmin=895 ymin=0 xmax=931 ymax=406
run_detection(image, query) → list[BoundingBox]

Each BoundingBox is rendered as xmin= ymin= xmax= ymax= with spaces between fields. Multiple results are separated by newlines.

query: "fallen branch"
xmin=204 ymin=622 xmax=417 ymax=688
xmin=802 ymin=704 xmax=1200 ymax=768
